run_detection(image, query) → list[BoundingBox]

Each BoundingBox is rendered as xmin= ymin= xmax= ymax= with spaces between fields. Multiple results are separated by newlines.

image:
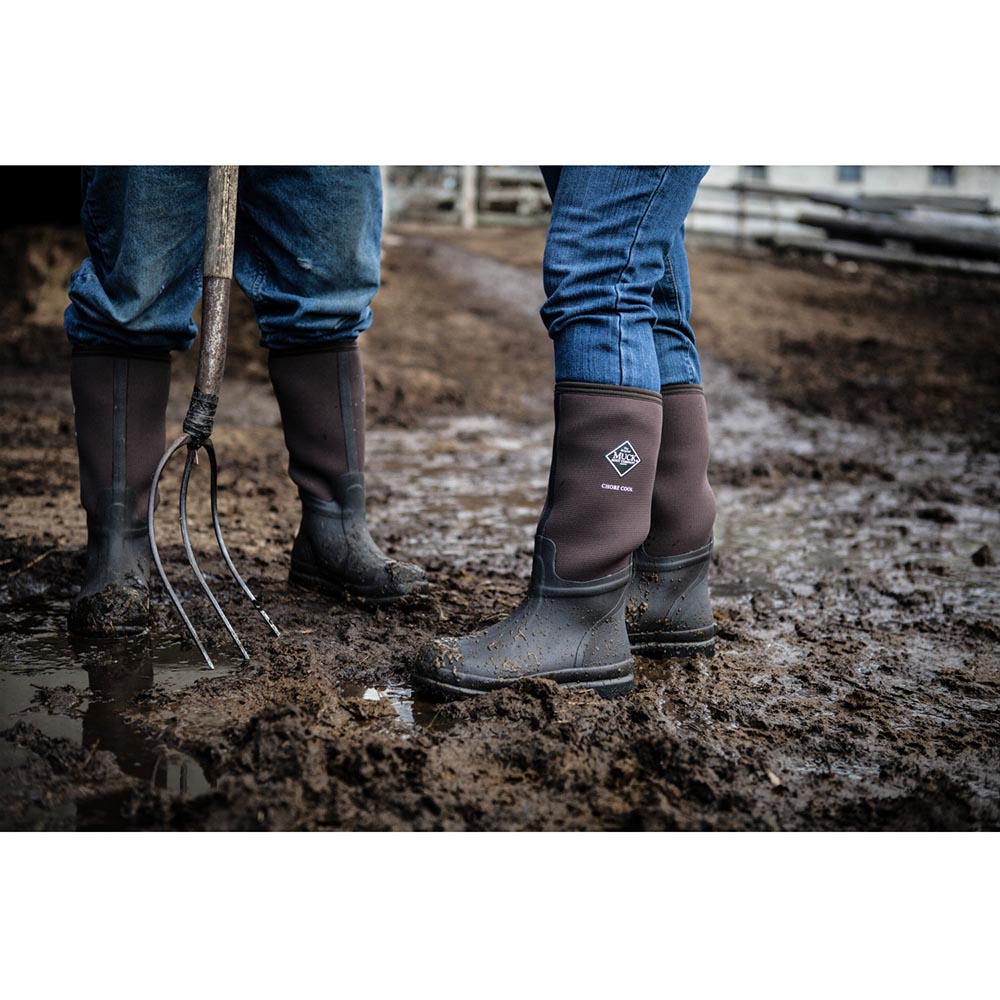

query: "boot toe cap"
xmin=413 ymin=631 xmax=536 ymax=699
xmin=384 ymin=559 xmax=428 ymax=595
xmin=414 ymin=637 xmax=488 ymax=696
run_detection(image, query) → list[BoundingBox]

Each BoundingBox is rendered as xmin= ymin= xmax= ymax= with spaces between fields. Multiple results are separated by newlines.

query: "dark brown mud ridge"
xmin=1 ymin=224 xmax=998 ymax=830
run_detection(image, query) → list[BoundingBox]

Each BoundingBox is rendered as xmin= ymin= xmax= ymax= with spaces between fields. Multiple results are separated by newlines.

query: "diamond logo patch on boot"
xmin=605 ymin=440 xmax=641 ymax=477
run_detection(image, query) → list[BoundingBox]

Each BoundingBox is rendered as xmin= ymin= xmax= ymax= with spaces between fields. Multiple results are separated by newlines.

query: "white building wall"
xmin=703 ymin=166 xmax=1000 ymax=205
xmin=689 ymin=166 xmax=1000 ymax=244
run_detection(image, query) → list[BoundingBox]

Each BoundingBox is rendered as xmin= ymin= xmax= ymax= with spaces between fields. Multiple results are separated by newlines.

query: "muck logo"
xmin=605 ymin=440 xmax=641 ymax=478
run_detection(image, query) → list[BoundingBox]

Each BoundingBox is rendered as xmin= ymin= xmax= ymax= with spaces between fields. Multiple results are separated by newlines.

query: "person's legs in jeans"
xmin=66 ymin=167 xmax=206 ymax=354
xmin=64 ymin=167 xmax=203 ymax=635
xmin=415 ymin=166 xmax=706 ymax=699
xmin=540 ymin=166 xmax=704 ymax=387
xmin=545 ymin=166 xmax=712 ymax=646
xmin=237 ymin=166 xmax=426 ymax=602
xmin=233 ymin=166 xmax=380 ymax=351
xmin=537 ymin=165 xmax=711 ymax=575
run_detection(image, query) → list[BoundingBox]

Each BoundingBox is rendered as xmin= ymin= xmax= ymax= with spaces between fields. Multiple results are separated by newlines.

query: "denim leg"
xmin=65 ymin=167 xmax=206 ymax=352
xmin=652 ymin=226 xmax=702 ymax=385
xmin=540 ymin=166 xmax=707 ymax=391
xmin=234 ymin=167 xmax=382 ymax=351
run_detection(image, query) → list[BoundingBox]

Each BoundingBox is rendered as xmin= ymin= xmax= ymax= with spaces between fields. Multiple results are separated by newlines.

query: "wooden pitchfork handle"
xmin=147 ymin=165 xmax=279 ymax=670
xmin=183 ymin=165 xmax=239 ymax=446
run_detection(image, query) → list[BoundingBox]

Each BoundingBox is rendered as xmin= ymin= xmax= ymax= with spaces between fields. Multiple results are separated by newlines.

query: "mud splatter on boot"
xmin=626 ymin=540 xmax=716 ymax=658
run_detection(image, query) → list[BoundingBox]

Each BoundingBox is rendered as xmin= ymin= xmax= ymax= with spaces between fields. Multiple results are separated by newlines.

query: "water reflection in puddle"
xmin=0 ymin=602 xmax=238 ymax=817
xmin=338 ymin=680 xmax=454 ymax=733
xmin=0 ymin=597 xmax=455 ymax=801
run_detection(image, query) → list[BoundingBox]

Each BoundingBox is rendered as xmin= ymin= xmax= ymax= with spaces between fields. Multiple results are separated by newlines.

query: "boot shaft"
xmin=534 ymin=381 xmax=663 ymax=584
xmin=271 ymin=343 xmax=428 ymax=603
xmin=645 ymin=383 xmax=716 ymax=557
xmin=68 ymin=350 xmax=170 ymax=636
xmin=268 ymin=342 xmax=365 ymax=502
xmin=70 ymin=350 xmax=171 ymax=524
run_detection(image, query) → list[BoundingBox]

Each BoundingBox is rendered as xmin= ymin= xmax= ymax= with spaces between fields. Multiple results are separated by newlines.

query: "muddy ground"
xmin=1 ymin=223 xmax=998 ymax=830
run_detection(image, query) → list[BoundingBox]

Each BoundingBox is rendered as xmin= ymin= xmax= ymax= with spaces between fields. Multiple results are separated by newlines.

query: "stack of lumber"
xmin=730 ymin=182 xmax=1000 ymax=274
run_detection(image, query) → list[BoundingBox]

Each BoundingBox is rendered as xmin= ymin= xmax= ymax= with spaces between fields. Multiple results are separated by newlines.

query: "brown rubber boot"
xmin=414 ymin=381 xmax=662 ymax=700
xmin=626 ymin=383 xmax=717 ymax=658
xmin=68 ymin=350 xmax=171 ymax=637
xmin=268 ymin=342 xmax=427 ymax=603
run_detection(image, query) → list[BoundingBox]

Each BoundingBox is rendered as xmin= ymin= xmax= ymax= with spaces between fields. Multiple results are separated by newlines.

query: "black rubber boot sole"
xmin=413 ymin=661 xmax=634 ymax=701
xmin=630 ymin=636 xmax=716 ymax=659
xmin=290 ymin=563 xmax=429 ymax=606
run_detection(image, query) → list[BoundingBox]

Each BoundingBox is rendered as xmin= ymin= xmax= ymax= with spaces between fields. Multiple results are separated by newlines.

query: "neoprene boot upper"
xmin=414 ymin=381 xmax=662 ymax=699
xmin=268 ymin=342 xmax=427 ymax=603
xmin=68 ymin=350 xmax=170 ymax=637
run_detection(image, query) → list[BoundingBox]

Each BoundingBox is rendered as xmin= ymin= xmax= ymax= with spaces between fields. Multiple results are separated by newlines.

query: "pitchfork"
xmin=147 ymin=166 xmax=280 ymax=669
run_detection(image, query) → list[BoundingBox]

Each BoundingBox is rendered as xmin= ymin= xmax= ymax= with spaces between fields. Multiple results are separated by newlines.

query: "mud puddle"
xmin=0 ymin=601 xmax=239 ymax=812
xmin=337 ymin=681 xmax=455 ymax=732
xmin=1 ymin=405 xmax=551 ymax=826
xmin=705 ymin=348 xmax=1000 ymax=624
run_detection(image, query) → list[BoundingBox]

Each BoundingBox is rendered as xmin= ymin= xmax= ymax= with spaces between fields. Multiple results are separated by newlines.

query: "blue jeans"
xmin=540 ymin=166 xmax=708 ymax=391
xmin=65 ymin=166 xmax=382 ymax=353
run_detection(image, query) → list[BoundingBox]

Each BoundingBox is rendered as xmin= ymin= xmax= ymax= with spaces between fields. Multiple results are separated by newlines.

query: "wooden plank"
xmin=798 ymin=212 xmax=1000 ymax=261
xmin=729 ymin=181 xmax=994 ymax=215
xmin=757 ymin=235 xmax=1000 ymax=277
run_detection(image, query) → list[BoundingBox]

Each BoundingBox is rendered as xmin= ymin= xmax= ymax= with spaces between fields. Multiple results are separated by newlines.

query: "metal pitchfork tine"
xmin=148 ymin=166 xmax=280 ymax=669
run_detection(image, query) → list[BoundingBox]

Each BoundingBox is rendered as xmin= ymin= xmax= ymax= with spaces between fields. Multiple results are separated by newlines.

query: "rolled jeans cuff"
xmin=552 ymin=321 xmax=662 ymax=392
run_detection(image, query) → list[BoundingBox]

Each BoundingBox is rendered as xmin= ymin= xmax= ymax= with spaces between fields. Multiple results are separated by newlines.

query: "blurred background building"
xmin=383 ymin=165 xmax=1000 ymax=274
